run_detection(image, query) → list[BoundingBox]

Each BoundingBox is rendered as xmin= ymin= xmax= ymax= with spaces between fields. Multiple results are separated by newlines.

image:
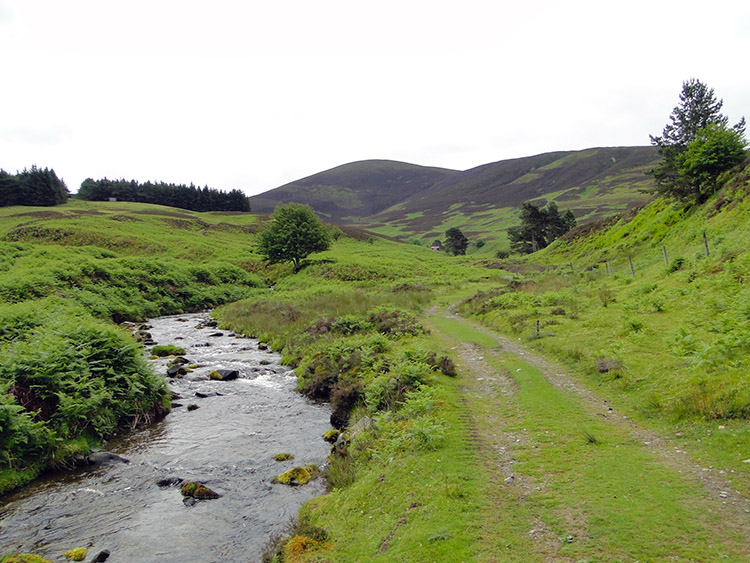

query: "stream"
xmin=0 ymin=312 xmax=332 ymax=562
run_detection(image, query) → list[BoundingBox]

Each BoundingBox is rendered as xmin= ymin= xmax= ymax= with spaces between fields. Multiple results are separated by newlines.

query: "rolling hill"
xmin=248 ymin=160 xmax=459 ymax=222
xmin=249 ymin=146 xmax=661 ymax=249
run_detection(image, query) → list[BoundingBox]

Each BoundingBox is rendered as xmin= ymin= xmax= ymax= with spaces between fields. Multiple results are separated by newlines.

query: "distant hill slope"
xmin=250 ymin=147 xmax=660 ymax=249
xmin=364 ymin=146 xmax=659 ymax=236
xmin=248 ymin=160 xmax=459 ymax=221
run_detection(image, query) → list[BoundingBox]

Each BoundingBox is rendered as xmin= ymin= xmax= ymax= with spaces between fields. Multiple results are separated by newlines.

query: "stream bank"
xmin=0 ymin=312 xmax=331 ymax=562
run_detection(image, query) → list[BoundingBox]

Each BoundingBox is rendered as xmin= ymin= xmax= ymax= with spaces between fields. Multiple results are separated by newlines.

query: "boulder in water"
xmin=87 ymin=451 xmax=130 ymax=465
xmin=180 ymin=481 xmax=221 ymax=499
xmin=209 ymin=369 xmax=239 ymax=381
xmin=91 ymin=550 xmax=110 ymax=562
xmin=167 ymin=365 xmax=188 ymax=378
xmin=157 ymin=477 xmax=184 ymax=487
xmin=273 ymin=465 xmax=321 ymax=486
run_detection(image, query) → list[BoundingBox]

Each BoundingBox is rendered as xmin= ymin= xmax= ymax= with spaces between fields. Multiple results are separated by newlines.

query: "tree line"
xmin=0 ymin=166 xmax=69 ymax=207
xmin=77 ymin=177 xmax=250 ymax=212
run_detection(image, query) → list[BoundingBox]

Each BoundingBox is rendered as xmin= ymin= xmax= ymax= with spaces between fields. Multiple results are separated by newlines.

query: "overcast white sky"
xmin=1 ymin=1 xmax=748 ymax=196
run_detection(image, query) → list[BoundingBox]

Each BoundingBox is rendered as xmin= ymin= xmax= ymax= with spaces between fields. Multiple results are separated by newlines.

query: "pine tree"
xmin=444 ymin=227 xmax=468 ymax=256
xmin=649 ymin=79 xmax=746 ymax=202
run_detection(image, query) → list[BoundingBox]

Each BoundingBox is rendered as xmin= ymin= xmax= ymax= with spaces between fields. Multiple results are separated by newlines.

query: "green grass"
xmin=422 ymin=313 xmax=749 ymax=560
xmin=300 ymin=376 xmax=487 ymax=561
xmin=0 ymin=200 xmax=270 ymax=492
xmin=460 ymin=161 xmax=750 ymax=494
xmin=4 ymin=162 xmax=750 ymax=561
xmin=492 ymin=355 xmax=748 ymax=560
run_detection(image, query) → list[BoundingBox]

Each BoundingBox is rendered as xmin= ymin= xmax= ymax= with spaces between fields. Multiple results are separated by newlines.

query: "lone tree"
xmin=649 ymin=79 xmax=746 ymax=203
xmin=444 ymin=227 xmax=468 ymax=256
xmin=258 ymin=203 xmax=332 ymax=272
xmin=507 ymin=201 xmax=576 ymax=254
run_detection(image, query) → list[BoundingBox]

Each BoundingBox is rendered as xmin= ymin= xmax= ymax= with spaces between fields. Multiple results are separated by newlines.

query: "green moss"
xmin=274 ymin=453 xmax=295 ymax=461
xmin=273 ymin=465 xmax=320 ymax=486
xmin=208 ymin=370 xmax=222 ymax=380
xmin=151 ymin=344 xmax=186 ymax=357
xmin=63 ymin=547 xmax=87 ymax=561
xmin=1 ymin=555 xmax=53 ymax=563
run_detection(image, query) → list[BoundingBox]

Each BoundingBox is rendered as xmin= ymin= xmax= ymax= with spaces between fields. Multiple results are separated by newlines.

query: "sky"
xmin=1 ymin=1 xmax=748 ymax=197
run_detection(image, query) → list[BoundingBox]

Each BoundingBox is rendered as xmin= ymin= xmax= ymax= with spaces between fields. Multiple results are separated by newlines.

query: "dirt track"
xmin=428 ymin=308 xmax=750 ymax=557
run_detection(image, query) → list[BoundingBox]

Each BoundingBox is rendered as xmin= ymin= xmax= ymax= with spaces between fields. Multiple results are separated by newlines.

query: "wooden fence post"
xmin=629 ymin=256 xmax=635 ymax=277
xmin=662 ymin=246 xmax=669 ymax=266
xmin=703 ymin=231 xmax=710 ymax=257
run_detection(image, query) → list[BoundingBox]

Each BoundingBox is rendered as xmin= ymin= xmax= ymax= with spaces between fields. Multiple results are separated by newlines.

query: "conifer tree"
xmin=649 ymin=79 xmax=746 ymax=202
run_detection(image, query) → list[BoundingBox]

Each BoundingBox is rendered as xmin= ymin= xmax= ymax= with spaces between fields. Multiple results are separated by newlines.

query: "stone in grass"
xmin=274 ymin=453 xmax=295 ymax=462
xmin=209 ymin=369 xmax=239 ymax=381
xmin=64 ymin=547 xmax=88 ymax=561
xmin=180 ymin=481 xmax=221 ymax=499
xmin=273 ymin=465 xmax=321 ymax=486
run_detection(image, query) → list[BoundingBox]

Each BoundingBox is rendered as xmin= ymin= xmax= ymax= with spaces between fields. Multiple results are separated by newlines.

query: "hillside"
xmin=249 ymin=147 xmax=660 ymax=250
xmin=248 ymin=160 xmax=459 ymax=222
xmin=368 ymin=146 xmax=658 ymax=233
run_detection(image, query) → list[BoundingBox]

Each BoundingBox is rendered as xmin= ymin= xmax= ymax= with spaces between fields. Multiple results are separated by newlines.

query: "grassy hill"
xmin=248 ymin=147 xmax=660 ymax=253
xmin=248 ymin=160 xmax=459 ymax=222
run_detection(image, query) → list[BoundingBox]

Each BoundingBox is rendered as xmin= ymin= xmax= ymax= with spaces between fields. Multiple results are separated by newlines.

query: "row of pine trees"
xmin=77 ymin=177 xmax=250 ymax=212
xmin=0 ymin=167 xmax=251 ymax=212
xmin=0 ymin=166 xmax=69 ymax=207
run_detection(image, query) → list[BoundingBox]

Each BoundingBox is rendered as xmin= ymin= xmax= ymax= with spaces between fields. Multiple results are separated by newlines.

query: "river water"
xmin=0 ymin=313 xmax=332 ymax=562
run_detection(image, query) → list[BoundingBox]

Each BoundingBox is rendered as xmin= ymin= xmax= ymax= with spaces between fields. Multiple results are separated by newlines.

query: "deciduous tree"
xmin=258 ymin=203 xmax=332 ymax=272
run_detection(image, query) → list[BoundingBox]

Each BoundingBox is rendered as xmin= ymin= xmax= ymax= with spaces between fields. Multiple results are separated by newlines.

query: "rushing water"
xmin=0 ymin=313 xmax=332 ymax=562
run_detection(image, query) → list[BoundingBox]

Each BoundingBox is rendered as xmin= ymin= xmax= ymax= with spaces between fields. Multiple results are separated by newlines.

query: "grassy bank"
xmin=0 ymin=201 xmax=267 ymax=492
xmin=459 ymin=163 xmax=750 ymax=493
xmin=215 ymin=237 xmax=501 ymax=561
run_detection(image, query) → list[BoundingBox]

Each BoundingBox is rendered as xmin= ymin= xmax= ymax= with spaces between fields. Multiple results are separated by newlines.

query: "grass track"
xmin=425 ymin=310 xmax=750 ymax=561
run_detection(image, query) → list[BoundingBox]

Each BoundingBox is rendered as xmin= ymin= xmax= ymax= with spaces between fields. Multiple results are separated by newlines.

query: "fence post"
xmin=606 ymin=260 xmax=611 ymax=276
xmin=629 ymin=256 xmax=635 ymax=277
xmin=703 ymin=231 xmax=710 ymax=257
xmin=662 ymin=246 xmax=669 ymax=266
